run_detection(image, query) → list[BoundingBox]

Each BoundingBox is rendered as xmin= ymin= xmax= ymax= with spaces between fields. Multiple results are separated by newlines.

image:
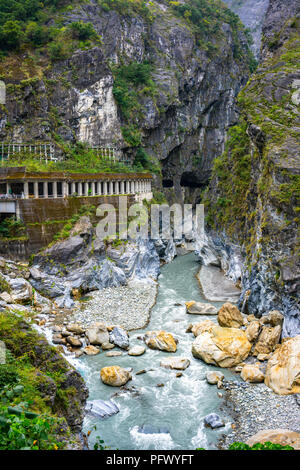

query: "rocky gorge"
xmin=1 ymin=246 xmax=300 ymax=450
xmin=0 ymin=0 xmax=255 ymax=204
xmin=201 ymin=0 xmax=300 ymax=338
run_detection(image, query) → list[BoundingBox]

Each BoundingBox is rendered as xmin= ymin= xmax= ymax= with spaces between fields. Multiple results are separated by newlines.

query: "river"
xmin=76 ymin=253 xmax=238 ymax=450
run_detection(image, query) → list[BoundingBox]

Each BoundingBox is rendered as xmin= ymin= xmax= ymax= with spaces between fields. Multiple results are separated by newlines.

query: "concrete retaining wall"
xmin=0 ymin=195 xmax=136 ymax=260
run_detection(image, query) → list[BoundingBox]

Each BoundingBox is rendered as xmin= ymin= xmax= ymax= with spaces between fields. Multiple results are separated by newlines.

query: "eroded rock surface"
xmin=192 ymin=326 xmax=252 ymax=367
xmin=264 ymin=335 xmax=300 ymax=395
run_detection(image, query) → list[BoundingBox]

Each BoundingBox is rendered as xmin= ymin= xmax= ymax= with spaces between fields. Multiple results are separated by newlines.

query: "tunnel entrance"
xmin=162 ymin=179 xmax=174 ymax=188
xmin=180 ymin=172 xmax=203 ymax=188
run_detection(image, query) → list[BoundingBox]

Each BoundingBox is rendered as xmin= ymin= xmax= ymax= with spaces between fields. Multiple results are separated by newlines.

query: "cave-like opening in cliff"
xmin=162 ymin=179 xmax=174 ymax=188
xmin=180 ymin=172 xmax=203 ymax=188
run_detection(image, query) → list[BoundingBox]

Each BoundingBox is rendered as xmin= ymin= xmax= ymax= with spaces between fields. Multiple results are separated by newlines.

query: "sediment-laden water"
xmin=76 ymin=253 xmax=238 ymax=450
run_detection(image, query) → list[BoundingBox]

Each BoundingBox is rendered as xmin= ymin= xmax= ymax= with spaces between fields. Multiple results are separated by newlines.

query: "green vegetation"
xmin=0 ymin=312 xmax=74 ymax=449
xmin=0 ymin=403 xmax=64 ymax=450
xmin=112 ymin=61 xmax=156 ymax=142
xmin=170 ymin=0 xmax=256 ymax=70
xmin=52 ymin=204 xmax=96 ymax=242
xmin=149 ymin=189 xmax=167 ymax=205
xmin=112 ymin=61 xmax=160 ymax=172
xmin=203 ymin=117 xmax=253 ymax=237
xmin=204 ymin=15 xmax=300 ymax=270
xmin=0 ymin=142 xmax=140 ymax=174
xmin=0 ymin=0 xmax=100 ymax=58
xmin=68 ymin=21 xmax=98 ymax=41
xmin=196 ymin=441 xmax=294 ymax=450
xmin=98 ymin=0 xmax=153 ymax=22
xmin=271 ymin=174 xmax=300 ymax=208
xmin=133 ymin=147 xmax=160 ymax=172
xmin=0 ymin=216 xmax=27 ymax=241
xmin=0 ymin=275 xmax=10 ymax=294
xmin=228 ymin=441 xmax=294 ymax=450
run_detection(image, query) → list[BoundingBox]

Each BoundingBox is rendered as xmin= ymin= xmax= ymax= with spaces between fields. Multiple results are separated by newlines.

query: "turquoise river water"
xmin=76 ymin=253 xmax=238 ymax=450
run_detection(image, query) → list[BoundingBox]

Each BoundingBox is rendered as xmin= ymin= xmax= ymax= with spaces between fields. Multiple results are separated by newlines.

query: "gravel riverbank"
xmin=219 ymin=380 xmax=300 ymax=448
xmin=70 ymin=280 xmax=157 ymax=331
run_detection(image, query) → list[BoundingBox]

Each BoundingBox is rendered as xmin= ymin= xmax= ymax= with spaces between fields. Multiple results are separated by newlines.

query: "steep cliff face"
xmin=223 ymin=0 xmax=270 ymax=57
xmin=0 ymin=0 xmax=254 ymax=203
xmin=205 ymin=0 xmax=300 ymax=336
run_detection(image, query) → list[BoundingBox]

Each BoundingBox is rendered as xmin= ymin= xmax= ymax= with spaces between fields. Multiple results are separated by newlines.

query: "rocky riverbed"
xmin=220 ymin=381 xmax=300 ymax=448
xmin=71 ymin=280 xmax=157 ymax=331
xmin=1 ymin=250 xmax=300 ymax=450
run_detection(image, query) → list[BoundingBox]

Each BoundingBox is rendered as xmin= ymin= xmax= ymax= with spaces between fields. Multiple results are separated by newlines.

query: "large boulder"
xmin=264 ymin=335 xmax=300 ymax=395
xmin=245 ymin=321 xmax=261 ymax=343
xmin=204 ymin=413 xmax=225 ymax=429
xmin=185 ymin=301 xmax=218 ymax=315
xmin=192 ymin=326 xmax=251 ymax=368
xmin=160 ymin=357 xmax=190 ymax=370
xmin=109 ymin=326 xmax=129 ymax=350
xmin=86 ymin=399 xmax=119 ymax=419
xmin=100 ymin=366 xmax=132 ymax=387
xmin=67 ymin=323 xmax=85 ymax=335
xmin=191 ymin=320 xmax=216 ymax=337
xmin=83 ymin=345 xmax=100 ymax=356
xmin=39 ymin=236 xmax=86 ymax=264
xmin=9 ymin=278 xmax=32 ymax=303
xmin=144 ymin=331 xmax=177 ymax=352
xmin=261 ymin=311 xmax=284 ymax=327
xmin=241 ymin=364 xmax=265 ymax=383
xmin=86 ymin=323 xmax=109 ymax=346
xmin=29 ymin=266 xmax=43 ymax=280
xmin=66 ymin=336 xmax=82 ymax=348
xmin=217 ymin=302 xmax=244 ymax=328
xmin=253 ymin=325 xmax=281 ymax=356
xmin=246 ymin=429 xmax=300 ymax=450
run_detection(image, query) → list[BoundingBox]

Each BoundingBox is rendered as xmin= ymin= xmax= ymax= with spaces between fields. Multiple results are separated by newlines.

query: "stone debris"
xmin=71 ymin=284 xmax=157 ymax=331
